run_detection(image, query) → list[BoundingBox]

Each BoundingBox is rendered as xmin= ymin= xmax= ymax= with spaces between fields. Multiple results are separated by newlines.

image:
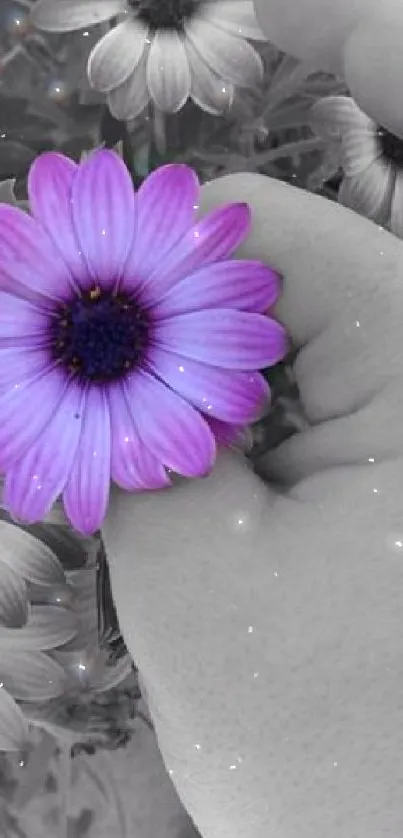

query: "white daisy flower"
xmin=311 ymin=95 xmax=403 ymax=238
xmin=0 ymin=521 xmax=78 ymax=752
xmin=31 ymin=0 xmax=267 ymax=118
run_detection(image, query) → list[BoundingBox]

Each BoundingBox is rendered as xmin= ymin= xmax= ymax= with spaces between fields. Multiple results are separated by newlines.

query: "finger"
xmin=259 ymin=380 xmax=403 ymax=484
xmin=199 ymin=175 xmax=403 ymax=420
xmin=104 ymin=448 xmax=403 ymax=838
xmin=199 ymin=174 xmax=403 ymax=347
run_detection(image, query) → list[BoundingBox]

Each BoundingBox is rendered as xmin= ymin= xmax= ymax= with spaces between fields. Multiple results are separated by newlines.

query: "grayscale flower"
xmin=31 ymin=0 xmax=267 ymax=118
xmin=311 ymin=95 xmax=403 ymax=238
xmin=0 ymin=522 xmax=77 ymax=751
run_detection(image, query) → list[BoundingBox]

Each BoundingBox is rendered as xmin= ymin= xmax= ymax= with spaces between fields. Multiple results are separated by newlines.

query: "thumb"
xmin=103 ymin=178 xmax=403 ymax=838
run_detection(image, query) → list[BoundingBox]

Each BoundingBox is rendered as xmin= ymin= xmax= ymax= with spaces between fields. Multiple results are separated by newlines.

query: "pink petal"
xmin=28 ymin=152 xmax=87 ymax=284
xmin=123 ymin=164 xmax=199 ymax=295
xmin=0 ymin=346 xmax=48 ymax=388
xmin=124 ymin=369 xmax=216 ymax=477
xmin=0 ymin=368 xmax=68 ymax=470
xmin=0 ymin=292 xmax=48 ymax=341
xmin=63 ymin=387 xmax=111 ymax=535
xmin=152 ymin=259 xmax=282 ymax=319
xmin=71 ymin=149 xmax=136 ymax=288
xmin=0 ymin=205 xmax=75 ymax=303
xmin=147 ymin=346 xmax=269 ymax=424
xmin=205 ymin=416 xmax=245 ymax=448
xmin=0 ymin=687 xmax=29 ymax=751
xmin=108 ymin=383 xmax=170 ymax=490
xmin=140 ymin=202 xmax=251 ymax=303
xmin=3 ymin=383 xmax=84 ymax=523
xmin=152 ymin=310 xmax=289 ymax=369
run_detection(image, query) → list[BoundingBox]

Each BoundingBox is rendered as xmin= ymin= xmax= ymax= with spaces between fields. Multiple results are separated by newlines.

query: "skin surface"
xmin=103 ymin=176 xmax=403 ymax=838
xmin=253 ymin=0 xmax=403 ymax=136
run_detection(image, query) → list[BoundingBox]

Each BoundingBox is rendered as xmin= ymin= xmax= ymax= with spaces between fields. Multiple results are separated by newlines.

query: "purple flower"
xmin=0 ymin=150 xmax=287 ymax=534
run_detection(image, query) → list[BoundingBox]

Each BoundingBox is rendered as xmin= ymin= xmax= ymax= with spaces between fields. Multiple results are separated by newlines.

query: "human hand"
xmin=103 ymin=175 xmax=403 ymax=838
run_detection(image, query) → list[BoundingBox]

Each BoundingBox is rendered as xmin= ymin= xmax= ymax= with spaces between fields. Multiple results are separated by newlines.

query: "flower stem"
xmin=153 ymin=107 xmax=167 ymax=157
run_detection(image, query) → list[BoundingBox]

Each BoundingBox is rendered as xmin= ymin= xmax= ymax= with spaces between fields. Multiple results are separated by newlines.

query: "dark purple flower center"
xmin=128 ymin=0 xmax=200 ymax=31
xmin=377 ymin=127 xmax=403 ymax=168
xmin=50 ymin=287 xmax=149 ymax=384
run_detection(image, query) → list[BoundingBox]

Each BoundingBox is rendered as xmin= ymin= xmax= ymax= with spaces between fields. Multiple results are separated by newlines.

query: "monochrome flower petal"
xmin=0 ymin=563 xmax=28 ymax=629
xmin=31 ymin=0 xmax=125 ymax=32
xmin=338 ymin=162 xmax=394 ymax=222
xmin=147 ymin=31 xmax=191 ymax=113
xmin=107 ymin=54 xmax=150 ymax=120
xmin=0 ymin=523 xmax=65 ymax=586
xmin=311 ymin=96 xmax=376 ymax=143
xmin=185 ymin=16 xmax=263 ymax=88
xmin=186 ymin=40 xmax=234 ymax=115
xmin=88 ymin=653 xmax=133 ymax=693
xmin=341 ymin=129 xmax=381 ymax=177
xmin=0 ymin=687 xmax=29 ymax=751
xmin=0 ymin=652 xmax=66 ymax=701
xmin=88 ymin=19 xmax=149 ymax=93
xmin=0 ymin=605 xmax=77 ymax=652
xmin=390 ymin=172 xmax=403 ymax=238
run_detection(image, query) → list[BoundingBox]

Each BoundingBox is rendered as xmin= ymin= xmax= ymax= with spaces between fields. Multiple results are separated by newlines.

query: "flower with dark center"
xmin=311 ymin=95 xmax=403 ymax=238
xmin=131 ymin=0 xmax=199 ymax=31
xmin=31 ymin=0 xmax=267 ymax=117
xmin=377 ymin=128 xmax=403 ymax=169
xmin=50 ymin=289 xmax=150 ymax=384
xmin=0 ymin=149 xmax=287 ymax=535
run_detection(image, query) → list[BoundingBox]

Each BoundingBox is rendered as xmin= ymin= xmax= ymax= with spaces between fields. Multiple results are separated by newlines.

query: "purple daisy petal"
xmin=147 ymin=346 xmax=269 ymax=424
xmin=71 ymin=149 xmax=136 ymax=288
xmin=108 ymin=383 xmax=171 ymax=490
xmin=28 ymin=152 xmax=87 ymax=284
xmin=139 ymin=202 xmax=251 ymax=304
xmin=151 ymin=259 xmax=282 ymax=319
xmin=123 ymin=164 xmax=199 ymax=294
xmin=63 ymin=388 xmax=111 ymax=535
xmin=0 ymin=293 xmax=48 ymax=341
xmin=0 ymin=205 xmax=75 ymax=303
xmin=0 ymin=346 xmax=48 ymax=389
xmin=0 ymin=368 xmax=67 ymax=470
xmin=152 ymin=310 xmax=289 ymax=370
xmin=124 ymin=369 xmax=216 ymax=477
xmin=3 ymin=383 xmax=84 ymax=523
xmin=205 ymin=416 xmax=244 ymax=448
